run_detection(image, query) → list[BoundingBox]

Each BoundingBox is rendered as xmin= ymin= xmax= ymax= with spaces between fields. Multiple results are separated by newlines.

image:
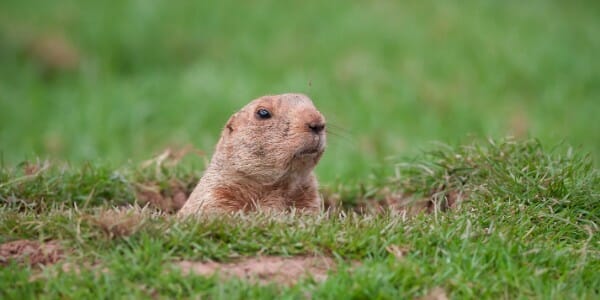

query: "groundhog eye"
xmin=256 ymin=108 xmax=272 ymax=119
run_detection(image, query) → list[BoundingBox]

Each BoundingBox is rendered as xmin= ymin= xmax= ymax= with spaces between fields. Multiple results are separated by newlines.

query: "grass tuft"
xmin=393 ymin=138 xmax=599 ymax=219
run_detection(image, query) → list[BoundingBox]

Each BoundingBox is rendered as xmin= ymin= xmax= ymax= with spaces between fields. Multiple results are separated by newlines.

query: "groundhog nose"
xmin=307 ymin=122 xmax=325 ymax=134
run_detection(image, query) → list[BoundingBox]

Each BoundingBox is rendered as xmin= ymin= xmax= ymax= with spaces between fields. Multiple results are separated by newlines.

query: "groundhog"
xmin=178 ymin=93 xmax=326 ymax=216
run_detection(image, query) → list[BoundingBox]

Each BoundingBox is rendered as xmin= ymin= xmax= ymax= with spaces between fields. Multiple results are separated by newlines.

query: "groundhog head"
xmin=213 ymin=93 xmax=326 ymax=182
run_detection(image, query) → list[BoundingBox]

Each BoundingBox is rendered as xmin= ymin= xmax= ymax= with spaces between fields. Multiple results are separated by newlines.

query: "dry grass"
xmin=90 ymin=207 xmax=149 ymax=239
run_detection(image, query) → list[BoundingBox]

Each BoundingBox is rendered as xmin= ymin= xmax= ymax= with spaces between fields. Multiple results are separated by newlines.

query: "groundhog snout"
xmin=307 ymin=122 xmax=325 ymax=134
xmin=301 ymin=111 xmax=326 ymax=135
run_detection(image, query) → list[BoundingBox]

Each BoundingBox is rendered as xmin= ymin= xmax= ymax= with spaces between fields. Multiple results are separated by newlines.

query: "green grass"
xmin=1 ymin=0 xmax=600 ymax=181
xmin=1 ymin=0 xmax=599 ymax=298
xmin=1 ymin=138 xmax=599 ymax=298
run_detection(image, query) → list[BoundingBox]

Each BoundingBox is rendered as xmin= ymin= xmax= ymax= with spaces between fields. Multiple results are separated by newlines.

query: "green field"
xmin=1 ymin=0 xmax=599 ymax=298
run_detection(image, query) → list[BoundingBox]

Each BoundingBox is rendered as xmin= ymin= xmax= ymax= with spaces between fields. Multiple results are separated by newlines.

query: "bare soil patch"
xmin=27 ymin=33 xmax=81 ymax=73
xmin=136 ymin=145 xmax=203 ymax=213
xmin=175 ymin=256 xmax=342 ymax=285
xmin=0 ymin=240 xmax=63 ymax=267
xmin=418 ymin=287 xmax=449 ymax=300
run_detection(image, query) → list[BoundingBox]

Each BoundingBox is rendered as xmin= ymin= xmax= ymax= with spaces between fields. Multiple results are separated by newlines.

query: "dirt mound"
xmin=0 ymin=240 xmax=63 ymax=267
xmin=175 ymin=256 xmax=340 ymax=285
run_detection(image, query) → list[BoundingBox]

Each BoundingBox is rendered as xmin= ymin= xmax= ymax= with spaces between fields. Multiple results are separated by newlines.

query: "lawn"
xmin=1 ymin=0 xmax=599 ymax=298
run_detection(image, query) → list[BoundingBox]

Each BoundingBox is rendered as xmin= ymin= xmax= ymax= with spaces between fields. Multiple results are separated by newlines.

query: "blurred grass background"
xmin=0 ymin=0 xmax=599 ymax=182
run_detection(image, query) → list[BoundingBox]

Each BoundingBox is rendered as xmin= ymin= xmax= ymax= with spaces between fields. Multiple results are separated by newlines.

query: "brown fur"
xmin=178 ymin=93 xmax=326 ymax=216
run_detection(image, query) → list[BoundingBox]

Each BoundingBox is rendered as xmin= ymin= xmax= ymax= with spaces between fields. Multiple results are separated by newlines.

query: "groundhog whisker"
xmin=326 ymin=122 xmax=354 ymax=140
xmin=326 ymin=127 xmax=351 ymax=138
xmin=326 ymin=128 xmax=356 ymax=146
xmin=326 ymin=122 xmax=353 ymax=135
xmin=326 ymin=129 xmax=350 ymax=140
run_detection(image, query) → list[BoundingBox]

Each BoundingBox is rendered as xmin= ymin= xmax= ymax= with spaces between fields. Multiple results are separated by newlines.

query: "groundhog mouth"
xmin=296 ymin=147 xmax=320 ymax=156
xmin=294 ymin=135 xmax=325 ymax=158
xmin=295 ymin=143 xmax=325 ymax=157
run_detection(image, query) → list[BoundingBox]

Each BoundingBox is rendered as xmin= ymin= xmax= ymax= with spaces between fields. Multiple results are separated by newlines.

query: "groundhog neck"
xmin=209 ymin=147 xmax=315 ymax=184
xmin=210 ymin=164 xmax=308 ymax=188
xmin=205 ymin=157 xmax=316 ymax=211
